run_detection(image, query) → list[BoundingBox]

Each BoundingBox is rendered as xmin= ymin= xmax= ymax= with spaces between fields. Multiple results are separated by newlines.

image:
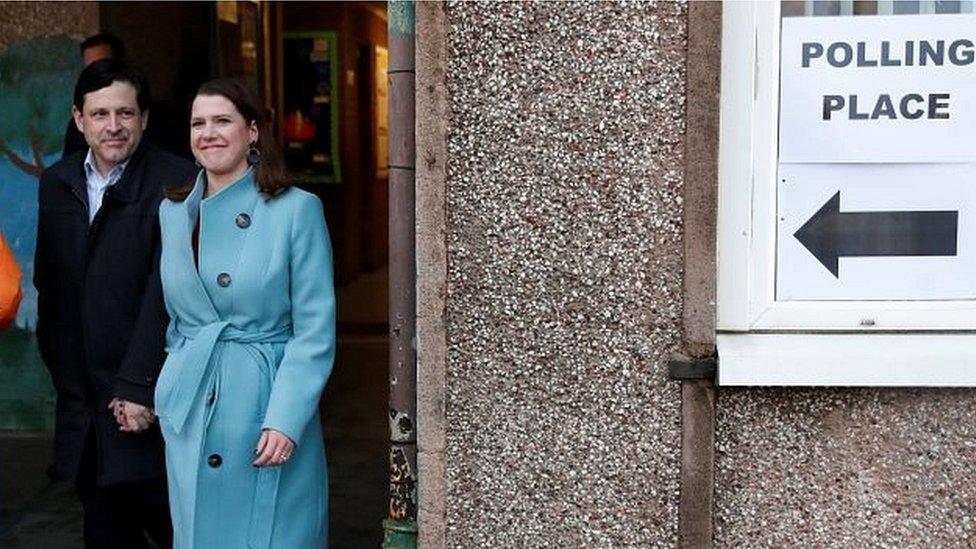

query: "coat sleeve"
xmin=33 ymin=174 xmax=54 ymax=368
xmin=262 ymin=194 xmax=336 ymax=444
xmin=114 ymin=203 xmax=169 ymax=407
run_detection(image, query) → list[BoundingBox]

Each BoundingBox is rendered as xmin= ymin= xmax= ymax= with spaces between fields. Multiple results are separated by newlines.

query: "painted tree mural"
xmin=0 ymin=35 xmax=79 ymax=430
xmin=0 ymin=35 xmax=77 ymax=177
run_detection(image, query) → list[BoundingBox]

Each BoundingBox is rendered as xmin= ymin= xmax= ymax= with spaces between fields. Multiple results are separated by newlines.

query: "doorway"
xmin=0 ymin=2 xmax=390 ymax=547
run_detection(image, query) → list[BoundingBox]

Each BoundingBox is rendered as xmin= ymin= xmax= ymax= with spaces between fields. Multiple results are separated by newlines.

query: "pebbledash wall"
xmin=715 ymin=388 xmax=976 ymax=545
xmin=418 ymin=1 xmax=976 ymax=547
xmin=443 ymin=0 xmax=687 ymax=546
xmin=422 ymin=1 xmax=688 ymax=546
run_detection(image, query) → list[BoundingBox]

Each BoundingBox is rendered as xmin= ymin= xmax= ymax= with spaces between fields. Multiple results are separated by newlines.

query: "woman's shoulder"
xmin=265 ymin=186 xmax=324 ymax=217
xmin=159 ymin=195 xmax=182 ymax=219
xmin=160 ymin=170 xmax=203 ymax=215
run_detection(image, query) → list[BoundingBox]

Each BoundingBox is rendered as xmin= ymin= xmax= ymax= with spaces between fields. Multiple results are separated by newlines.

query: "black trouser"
xmin=75 ymin=432 xmax=172 ymax=549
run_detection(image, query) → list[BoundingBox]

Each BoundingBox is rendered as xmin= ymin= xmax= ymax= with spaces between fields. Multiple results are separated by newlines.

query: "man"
xmin=80 ymin=32 xmax=126 ymax=66
xmin=63 ymin=33 xmax=184 ymax=158
xmin=35 ymin=59 xmax=195 ymax=548
xmin=62 ymin=33 xmax=125 ymax=158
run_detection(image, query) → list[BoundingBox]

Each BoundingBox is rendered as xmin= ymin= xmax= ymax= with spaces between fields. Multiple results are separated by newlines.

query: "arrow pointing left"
xmin=793 ymin=191 xmax=959 ymax=278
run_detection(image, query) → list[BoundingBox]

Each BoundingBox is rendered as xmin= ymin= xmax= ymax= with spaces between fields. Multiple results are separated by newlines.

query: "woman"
xmin=154 ymin=79 xmax=335 ymax=548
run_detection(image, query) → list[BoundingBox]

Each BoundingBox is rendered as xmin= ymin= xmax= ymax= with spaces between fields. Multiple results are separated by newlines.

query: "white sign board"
xmin=779 ymin=14 xmax=976 ymax=163
xmin=717 ymin=3 xmax=976 ymax=387
xmin=776 ymin=163 xmax=976 ymax=300
xmin=776 ymin=14 xmax=976 ymax=300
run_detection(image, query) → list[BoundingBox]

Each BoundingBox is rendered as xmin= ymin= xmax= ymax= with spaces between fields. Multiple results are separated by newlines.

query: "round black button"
xmin=207 ymin=454 xmax=222 ymax=468
xmin=235 ymin=213 xmax=251 ymax=229
xmin=217 ymin=273 xmax=231 ymax=287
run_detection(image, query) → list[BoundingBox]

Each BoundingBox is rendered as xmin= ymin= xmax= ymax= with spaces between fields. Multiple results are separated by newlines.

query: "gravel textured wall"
xmin=441 ymin=2 xmax=976 ymax=547
xmin=716 ymin=387 xmax=976 ymax=546
xmin=444 ymin=2 xmax=688 ymax=546
xmin=0 ymin=2 xmax=97 ymax=50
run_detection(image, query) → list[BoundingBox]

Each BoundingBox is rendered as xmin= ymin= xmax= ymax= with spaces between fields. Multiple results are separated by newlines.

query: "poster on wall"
xmin=0 ymin=36 xmax=76 ymax=430
xmin=779 ymin=14 xmax=976 ymax=163
xmin=776 ymin=14 xmax=976 ymax=300
xmin=282 ymin=31 xmax=342 ymax=184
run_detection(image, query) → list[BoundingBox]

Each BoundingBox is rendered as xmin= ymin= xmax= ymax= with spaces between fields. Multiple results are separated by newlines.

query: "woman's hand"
xmin=109 ymin=398 xmax=155 ymax=433
xmin=253 ymin=429 xmax=295 ymax=467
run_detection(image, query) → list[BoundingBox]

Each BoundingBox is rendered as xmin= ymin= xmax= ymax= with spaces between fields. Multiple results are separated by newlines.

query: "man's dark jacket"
xmin=35 ymin=142 xmax=195 ymax=485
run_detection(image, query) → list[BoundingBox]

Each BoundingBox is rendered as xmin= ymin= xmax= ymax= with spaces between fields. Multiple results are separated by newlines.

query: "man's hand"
xmin=108 ymin=398 xmax=155 ymax=433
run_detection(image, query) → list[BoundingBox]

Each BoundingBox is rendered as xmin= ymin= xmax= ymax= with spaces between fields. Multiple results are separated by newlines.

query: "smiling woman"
xmin=190 ymin=94 xmax=256 ymax=191
xmin=166 ymin=79 xmax=287 ymax=202
xmin=155 ymin=78 xmax=336 ymax=548
xmin=1 ymin=3 xmax=390 ymax=546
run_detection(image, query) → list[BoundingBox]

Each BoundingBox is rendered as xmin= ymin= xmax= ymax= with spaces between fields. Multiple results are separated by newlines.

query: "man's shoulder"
xmin=143 ymin=145 xmax=196 ymax=178
xmin=140 ymin=144 xmax=197 ymax=192
xmin=40 ymin=150 xmax=85 ymax=187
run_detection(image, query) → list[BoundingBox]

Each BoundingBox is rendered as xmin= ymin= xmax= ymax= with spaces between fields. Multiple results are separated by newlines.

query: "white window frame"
xmin=716 ymin=1 xmax=976 ymax=386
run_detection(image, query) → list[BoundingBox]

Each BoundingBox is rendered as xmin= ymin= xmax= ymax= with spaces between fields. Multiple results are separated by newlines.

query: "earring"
xmin=247 ymin=144 xmax=261 ymax=165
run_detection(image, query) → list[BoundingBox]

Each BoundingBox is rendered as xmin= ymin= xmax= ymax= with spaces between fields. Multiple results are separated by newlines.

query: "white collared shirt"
xmin=83 ymin=149 xmax=130 ymax=223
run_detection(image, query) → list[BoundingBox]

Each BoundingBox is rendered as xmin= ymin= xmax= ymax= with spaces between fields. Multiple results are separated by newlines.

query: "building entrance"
xmin=0 ymin=2 xmax=390 ymax=547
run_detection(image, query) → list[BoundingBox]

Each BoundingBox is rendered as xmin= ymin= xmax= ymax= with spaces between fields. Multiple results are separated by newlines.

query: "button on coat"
xmin=235 ymin=213 xmax=251 ymax=228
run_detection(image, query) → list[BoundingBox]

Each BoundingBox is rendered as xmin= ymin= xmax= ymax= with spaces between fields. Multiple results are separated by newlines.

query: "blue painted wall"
xmin=0 ymin=35 xmax=79 ymax=430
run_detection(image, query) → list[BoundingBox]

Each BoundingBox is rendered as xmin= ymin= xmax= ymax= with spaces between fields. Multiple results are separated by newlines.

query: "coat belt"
xmin=155 ymin=320 xmax=292 ymax=435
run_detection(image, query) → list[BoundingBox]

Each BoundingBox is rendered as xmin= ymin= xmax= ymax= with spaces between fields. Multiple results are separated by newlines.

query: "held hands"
xmin=109 ymin=398 xmax=156 ymax=433
xmin=254 ymin=429 xmax=295 ymax=467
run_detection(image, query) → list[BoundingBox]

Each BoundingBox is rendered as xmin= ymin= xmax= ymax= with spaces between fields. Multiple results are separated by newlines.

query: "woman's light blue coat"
xmin=155 ymin=169 xmax=335 ymax=548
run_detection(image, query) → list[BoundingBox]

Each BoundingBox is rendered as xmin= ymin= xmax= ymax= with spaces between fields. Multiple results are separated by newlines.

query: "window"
xmin=716 ymin=1 xmax=976 ymax=385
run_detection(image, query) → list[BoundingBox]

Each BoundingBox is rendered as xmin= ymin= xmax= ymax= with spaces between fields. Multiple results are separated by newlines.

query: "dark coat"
xmin=35 ymin=141 xmax=195 ymax=485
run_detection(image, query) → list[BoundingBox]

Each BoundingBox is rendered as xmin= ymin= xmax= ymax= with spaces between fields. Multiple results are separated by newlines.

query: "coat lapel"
xmin=104 ymin=142 xmax=150 ymax=205
xmin=174 ymin=172 xmax=221 ymax=322
xmin=197 ymin=168 xmax=260 ymax=315
xmin=60 ymin=142 xmax=153 ymax=210
xmin=59 ymin=150 xmax=89 ymax=212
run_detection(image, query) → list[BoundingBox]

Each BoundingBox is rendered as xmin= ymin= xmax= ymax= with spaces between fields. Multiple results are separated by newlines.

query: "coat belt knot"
xmin=155 ymin=320 xmax=292 ymax=434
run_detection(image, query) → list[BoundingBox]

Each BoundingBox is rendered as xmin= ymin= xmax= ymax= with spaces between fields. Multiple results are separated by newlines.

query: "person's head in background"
xmin=80 ymin=32 xmax=125 ymax=67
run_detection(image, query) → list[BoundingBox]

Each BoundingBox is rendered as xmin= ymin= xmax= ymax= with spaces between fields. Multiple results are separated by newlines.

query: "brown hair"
xmin=166 ymin=78 xmax=288 ymax=201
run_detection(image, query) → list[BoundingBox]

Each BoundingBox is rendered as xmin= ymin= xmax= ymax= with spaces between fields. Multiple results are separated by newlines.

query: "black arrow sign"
xmin=793 ymin=191 xmax=958 ymax=278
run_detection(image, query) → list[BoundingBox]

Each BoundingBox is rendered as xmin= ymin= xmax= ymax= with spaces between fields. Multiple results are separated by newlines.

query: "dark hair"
xmin=80 ymin=32 xmax=126 ymax=59
xmin=167 ymin=78 xmax=288 ymax=201
xmin=73 ymin=59 xmax=149 ymax=112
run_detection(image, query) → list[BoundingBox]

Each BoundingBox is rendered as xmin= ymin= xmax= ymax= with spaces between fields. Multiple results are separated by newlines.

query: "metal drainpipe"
xmin=384 ymin=1 xmax=418 ymax=548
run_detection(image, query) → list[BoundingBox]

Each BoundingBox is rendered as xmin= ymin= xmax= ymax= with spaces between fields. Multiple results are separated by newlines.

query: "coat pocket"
xmin=246 ymin=466 xmax=281 ymax=549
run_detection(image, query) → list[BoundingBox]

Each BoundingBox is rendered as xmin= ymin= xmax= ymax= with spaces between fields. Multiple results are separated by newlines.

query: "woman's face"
xmin=190 ymin=94 xmax=258 ymax=178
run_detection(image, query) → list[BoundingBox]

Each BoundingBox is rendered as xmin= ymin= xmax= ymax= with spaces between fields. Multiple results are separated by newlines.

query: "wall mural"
xmin=0 ymin=35 xmax=78 ymax=430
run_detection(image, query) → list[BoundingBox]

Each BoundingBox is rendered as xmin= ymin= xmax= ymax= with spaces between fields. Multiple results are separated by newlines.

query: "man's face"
xmin=82 ymin=44 xmax=114 ymax=67
xmin=72 ymin=81 xmax=147 ymax=172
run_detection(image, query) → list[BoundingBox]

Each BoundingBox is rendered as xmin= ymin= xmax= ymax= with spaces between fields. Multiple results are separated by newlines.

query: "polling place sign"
xmin=779 ymin=14 xmax=976 ymax=163
xmin=776 ymin=14 xmax=976 ymax=300
xmin=716 ymin=4 xmax=976 ymax=387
